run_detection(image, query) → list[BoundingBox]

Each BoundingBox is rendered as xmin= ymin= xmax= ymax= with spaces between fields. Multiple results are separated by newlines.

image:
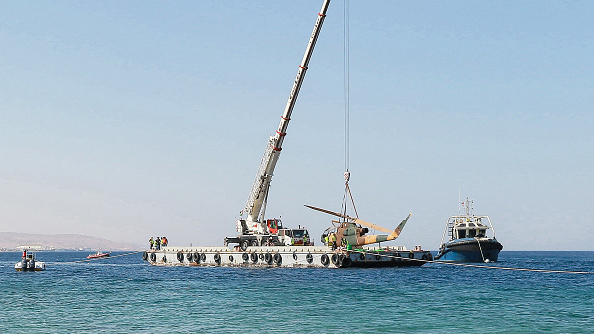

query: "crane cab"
xmin=266 ymin=219 xmax=282 ymax=234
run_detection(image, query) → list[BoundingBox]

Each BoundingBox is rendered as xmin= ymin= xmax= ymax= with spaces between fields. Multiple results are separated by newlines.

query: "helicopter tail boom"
xmin=388 ymin=213 xmax=411 ymax=240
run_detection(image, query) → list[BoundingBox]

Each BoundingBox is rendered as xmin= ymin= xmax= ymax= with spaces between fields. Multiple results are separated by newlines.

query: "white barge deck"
xmin=143 ymin=245 xmax=432 ymax=268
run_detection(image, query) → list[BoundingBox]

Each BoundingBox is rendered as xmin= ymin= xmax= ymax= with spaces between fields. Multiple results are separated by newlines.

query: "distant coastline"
xmin=0 ymin=232 xmax=141 ymax=251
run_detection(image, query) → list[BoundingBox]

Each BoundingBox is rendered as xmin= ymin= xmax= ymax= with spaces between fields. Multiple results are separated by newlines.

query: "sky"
xmin=1 ymin=1 xmax=593 ymax=251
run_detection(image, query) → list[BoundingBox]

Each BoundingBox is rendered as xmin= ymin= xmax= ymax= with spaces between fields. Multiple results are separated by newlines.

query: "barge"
xmin=143 ymin=245 xmax=431 ymax=268
xmin=143 ymin=0 xmax=432 ymax=268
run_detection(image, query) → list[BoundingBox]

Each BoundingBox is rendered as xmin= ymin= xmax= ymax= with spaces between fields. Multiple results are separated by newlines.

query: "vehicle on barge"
xmin=435 ymin=198 xmax=503 ymax=262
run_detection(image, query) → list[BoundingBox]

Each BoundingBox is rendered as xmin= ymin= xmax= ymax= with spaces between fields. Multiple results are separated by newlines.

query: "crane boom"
xmin=242 ymin=0 xmax=331 ymax=235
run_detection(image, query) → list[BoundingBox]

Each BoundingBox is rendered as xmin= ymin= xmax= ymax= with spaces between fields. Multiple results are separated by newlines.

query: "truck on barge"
xmin=143 ymin=0 xmax=432 ymax=268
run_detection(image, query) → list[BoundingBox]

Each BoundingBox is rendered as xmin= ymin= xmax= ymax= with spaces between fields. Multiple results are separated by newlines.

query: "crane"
xmin=225 ymin=0 xmax=331 ymax=250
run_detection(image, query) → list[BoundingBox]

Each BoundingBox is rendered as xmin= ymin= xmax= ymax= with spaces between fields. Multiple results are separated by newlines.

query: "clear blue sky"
xmin=1 ymin=1 xmax=592 ymax=250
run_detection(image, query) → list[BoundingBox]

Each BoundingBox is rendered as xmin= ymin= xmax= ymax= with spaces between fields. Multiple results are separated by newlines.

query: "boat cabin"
xmin=450 ymin=217 xmax=490 ymax=239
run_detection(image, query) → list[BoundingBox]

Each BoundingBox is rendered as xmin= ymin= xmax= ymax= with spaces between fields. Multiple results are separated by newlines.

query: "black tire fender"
xmin=177 ymin=252 xmax=184 ymax=262
xmin=321 ymin=254 xmax=329 ymax=266
xmin=331 ymin=253 xmax=339 ymax=265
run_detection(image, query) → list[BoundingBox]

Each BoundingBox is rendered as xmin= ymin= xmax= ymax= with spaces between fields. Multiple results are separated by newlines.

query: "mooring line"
xmin=350 ymin=249 xmax=593 ymax=274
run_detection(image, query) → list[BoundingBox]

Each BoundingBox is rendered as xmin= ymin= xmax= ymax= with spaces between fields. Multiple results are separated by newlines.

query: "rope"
xmin=475 ymin=237 xmax=486 ymax=262
xmin=349 ymin=249 xmax=593 ymax=274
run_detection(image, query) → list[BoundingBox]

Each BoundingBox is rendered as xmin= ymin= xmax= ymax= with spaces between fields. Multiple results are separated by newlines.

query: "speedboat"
xmin=87 ymin=251 xmax=110 ymax=259
xmin=435 ymin=198 xmax=503 ymax=262
xmin=15 ymin=250 xmax=46 ymax=271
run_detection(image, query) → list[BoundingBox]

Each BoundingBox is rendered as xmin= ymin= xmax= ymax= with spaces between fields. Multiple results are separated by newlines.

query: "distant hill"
xmin=0 ymin=232 xmax=141 ymax=251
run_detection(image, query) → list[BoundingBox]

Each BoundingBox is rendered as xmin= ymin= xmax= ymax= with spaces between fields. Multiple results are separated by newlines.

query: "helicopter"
xmin=305 ymin=205 xmax=410 ymax=249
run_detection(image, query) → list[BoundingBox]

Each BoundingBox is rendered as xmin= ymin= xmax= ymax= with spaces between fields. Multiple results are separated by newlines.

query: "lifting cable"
xmin=344 ymin=0 xmax=350 ymax=174
xmin=340 ymin=0 xmax=353 ymax=221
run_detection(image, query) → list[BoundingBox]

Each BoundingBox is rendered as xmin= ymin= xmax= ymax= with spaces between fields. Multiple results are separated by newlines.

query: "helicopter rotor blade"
xmin=304 ymin=205 xmax=354 ymax=220
xmin=306 ymin=204 xmax=395 ymax=234
xmin=352 ymin=218 xmax=393 ymax=234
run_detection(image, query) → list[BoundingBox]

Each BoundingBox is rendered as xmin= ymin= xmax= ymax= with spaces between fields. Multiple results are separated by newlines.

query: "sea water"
xmin=1 ymin=251 xmax=592 ymax=333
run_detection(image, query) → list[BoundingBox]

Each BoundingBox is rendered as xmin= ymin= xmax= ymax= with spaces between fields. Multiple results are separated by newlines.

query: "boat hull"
xmin=15 ymin=261 xmax=45 ymax=271
xmin=435 ymin=238 xmax=502 ymax=262
xmin=87 ymin=253 xmax=110 ymax=259
xmin=143 ymin=246 xmax=431 ymax=268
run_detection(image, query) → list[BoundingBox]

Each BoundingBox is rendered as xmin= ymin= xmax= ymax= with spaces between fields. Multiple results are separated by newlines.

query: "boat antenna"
xmin=458 ymin=187 xmax=461 ymax=215
xmin=463 ymin=197 xmax=474 ymax=216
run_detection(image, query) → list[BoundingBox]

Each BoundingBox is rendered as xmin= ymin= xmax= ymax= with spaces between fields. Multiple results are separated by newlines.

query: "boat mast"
xmin=243 ymin=0 xmax=331 ymax=234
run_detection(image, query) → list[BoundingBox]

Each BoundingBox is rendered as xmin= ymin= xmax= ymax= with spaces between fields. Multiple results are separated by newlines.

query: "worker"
xmin=149 ymin=237 xmax=154 ymax=250
xmin=162 ymin=236 xmax=168 ymax=247
xmin=329 ymin=233 xmax=337 ymax=250
xmin=155 ymin=237 xmax=161 ymax=250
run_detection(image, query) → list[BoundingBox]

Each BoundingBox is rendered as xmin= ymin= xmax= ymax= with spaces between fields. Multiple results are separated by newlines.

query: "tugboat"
xmin=15 ymin=249 xmax=46 ymax=271
xmin=435 ymin=198 xmax=503 ymax=262
xmin=87 ymin=251 xmax=110 ymax=259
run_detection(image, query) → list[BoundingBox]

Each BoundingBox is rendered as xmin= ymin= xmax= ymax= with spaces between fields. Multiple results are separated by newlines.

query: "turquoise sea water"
xmin=1 ymin=251 xmax=592 ymax=333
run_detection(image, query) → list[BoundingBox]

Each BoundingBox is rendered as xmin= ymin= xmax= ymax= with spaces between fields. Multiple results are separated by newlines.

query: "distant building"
xmin=17 ymin=244 xmax=43 ymax=250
